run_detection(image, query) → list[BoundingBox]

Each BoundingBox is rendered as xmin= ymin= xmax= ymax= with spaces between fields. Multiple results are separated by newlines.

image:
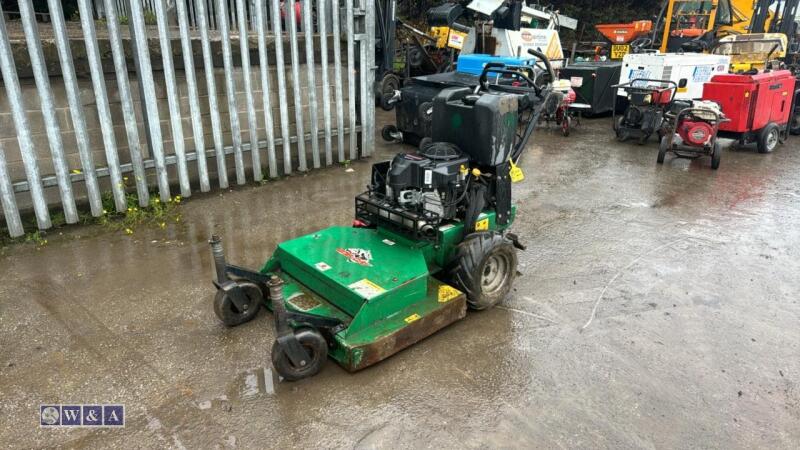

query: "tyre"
xmin=213 ymin=282 xmax=262 ymax=327
xmin=615 ymin=116 xmax=629 ymax=142
xmin=711 ymin=141 xmax=721 ymax=170
xmin=271 ymin=328 xmax=328 ymax=381
xmin=757 ymin=123 xmax=779 ymax=153
xmin=638 ymin=133 xmax=650 ymax=145
xmin=451 ymin=233 xmax=518 ymax=310
xmin=381 ymin=124 xmax=399 ymax=142
xmin=418 ymin=137 xmax=432 ymax=151
xmin=790 ymin=97 xmax=800 ymax=135
xmin=657 ymin=136 xmax=669 ymax=164
xmin=561 ymin=116 xmax=571 ymax=137
xmin=378 ymin=74 xmax=400 ymax=111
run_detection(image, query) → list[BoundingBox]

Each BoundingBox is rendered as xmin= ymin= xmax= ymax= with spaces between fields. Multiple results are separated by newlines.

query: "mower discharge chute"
xmin=210 ymin=50 xmax=556 ymax=381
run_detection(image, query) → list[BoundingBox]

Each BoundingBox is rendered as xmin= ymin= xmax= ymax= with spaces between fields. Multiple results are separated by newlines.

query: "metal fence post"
xmin=236 ymin=0 xmax=262 ymax=181
xmin=177 ymin=0 xmax=212 ymax=192
xmin=196 ymin=0 xmax=229 ymax=188
xmin=77 ymin=0 xmax=127 ymax=212
xmin=318 ymin=0 xmax=333 ymax=166
xmin=271 ymin=0 xmax=293 ymax=175
xmin=303 ymin=0 xmax=321 ymax=169
xmin=19 ymin=0 xmax=78 ymax=224
xmin=103 ymin=0 xmax=150 ymax=207
xmin=129 ymin=0 xmax=172 ymax=201
xmin=217 ymin=0 xmax=246 ymax=185
xmin=154 ymin=0 xmax=192 ymax=197
xmin=255 ymin=0 xmax=278 ymax=178
xmin=287 ymin=0 xmax=308 ymax=172
xmin=331 ymin=0 xmax=346 ymax=163
xmin=346 ymin=0 xmax=358 ymax=161
xmin=0 ymin=143 xmax=23 ymax=237
xmin=47 ymin=0 xmax=103 ymax=217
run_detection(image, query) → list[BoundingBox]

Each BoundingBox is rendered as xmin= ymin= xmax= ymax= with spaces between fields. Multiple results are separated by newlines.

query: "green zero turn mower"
xmin=210 ymin=50 xmax=556 ymax=381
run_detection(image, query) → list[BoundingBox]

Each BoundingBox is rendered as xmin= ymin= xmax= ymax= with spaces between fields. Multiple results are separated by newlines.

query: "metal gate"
xmin=0 ymin=0 xmax=375 ymax=238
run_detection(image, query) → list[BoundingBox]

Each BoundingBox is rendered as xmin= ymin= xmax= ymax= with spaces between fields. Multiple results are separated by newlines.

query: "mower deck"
xmin=261 ymin=226 xmax=468 ymax=371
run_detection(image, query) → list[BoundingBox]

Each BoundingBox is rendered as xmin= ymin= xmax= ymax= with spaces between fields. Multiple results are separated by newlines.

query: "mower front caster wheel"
xmin=452 ymin=232 xmax=518 ymax=310
xmin=213 ymin=282 xmax=263 ymax=327
xmin=271 ymin=328 xmax=328 ymax=381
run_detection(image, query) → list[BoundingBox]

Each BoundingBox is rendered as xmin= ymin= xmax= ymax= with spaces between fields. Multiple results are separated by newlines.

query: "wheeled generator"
xmin=702 ymin=70 xmax=798 ymax=153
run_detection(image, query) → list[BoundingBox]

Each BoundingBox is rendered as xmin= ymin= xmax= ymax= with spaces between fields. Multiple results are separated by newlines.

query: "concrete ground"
xmin=1 ymin=112 xmax=799 ymax=448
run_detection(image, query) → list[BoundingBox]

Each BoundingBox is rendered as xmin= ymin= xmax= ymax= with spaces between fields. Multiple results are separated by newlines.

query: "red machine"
xmin=702 ymin=70 xmax=798 ymax=153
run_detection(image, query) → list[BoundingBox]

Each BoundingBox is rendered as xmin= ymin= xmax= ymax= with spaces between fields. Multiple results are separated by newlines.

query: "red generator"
xmin=702 ymin=70 xmax=797 ymax=153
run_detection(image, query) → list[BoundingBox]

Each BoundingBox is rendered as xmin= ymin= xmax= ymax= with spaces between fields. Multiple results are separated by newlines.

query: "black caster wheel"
xmin=213 ymin=282 xmax=263 ymax=327
xmin=271 ymin=328 xmax=328 ymax=381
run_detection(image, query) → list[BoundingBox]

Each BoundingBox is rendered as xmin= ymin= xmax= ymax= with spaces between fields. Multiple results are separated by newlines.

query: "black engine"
xmin=385 ymin=143 xmax=469 ymax=220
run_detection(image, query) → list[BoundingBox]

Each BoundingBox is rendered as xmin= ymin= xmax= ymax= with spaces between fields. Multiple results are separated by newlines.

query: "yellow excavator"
xmin=658 ymin=0 xmax=785 ymax=53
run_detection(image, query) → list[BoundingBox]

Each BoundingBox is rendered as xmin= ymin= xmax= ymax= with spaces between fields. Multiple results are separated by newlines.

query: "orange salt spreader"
xmin=594 ymin=20 xmax=654 ymax=60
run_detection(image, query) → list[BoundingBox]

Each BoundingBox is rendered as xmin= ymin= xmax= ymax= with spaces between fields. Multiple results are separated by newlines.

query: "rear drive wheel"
xmin=757 ymin=123 xmax=779 ymax=153
xmin=711 ymin=141 xmax=721 ymax=170
xmin=657 ymin=136 xmax=669 ymax=164
xmin=271 ymin=328 xmax=328 ymax=381
xmin=213 ymin=282 xmax=262 ymax=327
xmin=451 ymin=233 xmax=517 ymax=310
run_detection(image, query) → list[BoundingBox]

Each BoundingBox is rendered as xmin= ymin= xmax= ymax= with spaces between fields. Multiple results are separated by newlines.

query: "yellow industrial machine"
xmin=712 ymin=32 xmax=788 ymax=71
xmin=659 ymin=0 xmax=774 ymax=52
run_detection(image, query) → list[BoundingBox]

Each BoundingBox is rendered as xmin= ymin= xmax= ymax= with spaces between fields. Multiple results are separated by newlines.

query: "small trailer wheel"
xmin=213 ymin=282 xmax=263 ymax=327
xmin=657 ymin=136 xmax=669 ymax=164
xmin=271 ymin=328 xmax=328 ymax=381
xmin=757 ymin=123 xmax=779 ymax=153
xmin=615 ymin=117 xmax=629 ymax=142
xmin=711 ymin=141 xmax=721 ymax=170
xmin=451 ymin=233 xmax=518 ymax=310
xmin=382 ymin=124 xmax=399 ymax=142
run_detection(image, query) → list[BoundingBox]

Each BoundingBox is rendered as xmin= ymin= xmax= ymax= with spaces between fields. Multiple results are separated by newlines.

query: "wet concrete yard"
xmin=1 ymin=114 xmax=799 ymax=448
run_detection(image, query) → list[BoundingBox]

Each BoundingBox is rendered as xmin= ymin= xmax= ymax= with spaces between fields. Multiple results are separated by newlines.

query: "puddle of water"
xmin=227 ymin=367 xmax=277 ymax=402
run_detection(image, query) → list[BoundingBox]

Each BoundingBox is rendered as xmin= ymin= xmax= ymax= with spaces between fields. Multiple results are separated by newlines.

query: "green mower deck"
xmin=260 ymin=225 xmax=471 ymax=371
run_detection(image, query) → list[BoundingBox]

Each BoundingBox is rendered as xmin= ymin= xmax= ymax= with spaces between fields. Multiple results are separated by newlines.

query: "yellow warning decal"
xmin=509 ymin=160 xmax=524 ymax=183
xmin=475 ymin=218 xmax=489 ymax=231
xmin=438 ymin=285 xmax=461 ymax=303
xmin=404 ymin=313 xmax=421 ymax=324
xmin=348 ymin=279 xmax=386 ymax=299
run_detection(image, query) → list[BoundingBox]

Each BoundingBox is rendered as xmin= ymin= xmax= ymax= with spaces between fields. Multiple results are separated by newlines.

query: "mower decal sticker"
xmin=314 ymin=262 xmax=331 ymax=272
xmin=438 ymin=285 xmax=461 ymax=303
xmin=336 ymin=247 xmax=373 ymax=267
xmin=404 ymin=313 xmax=421 ymax=324
xmin=381 ymin=239 xmax=395 ymax=246
xmin=348 ymin=279 xmax=386 ymax=299
xmin=475 ymin=218 xmax=490 ymax=231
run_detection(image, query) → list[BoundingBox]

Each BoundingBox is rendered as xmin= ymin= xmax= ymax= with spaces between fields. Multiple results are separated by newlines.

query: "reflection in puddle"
xmin=228 ymin=367 xmax=276 ymax=402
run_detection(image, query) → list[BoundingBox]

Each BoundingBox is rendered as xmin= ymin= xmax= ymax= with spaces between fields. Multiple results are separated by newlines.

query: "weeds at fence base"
xmin=0 ymin=183 xmax=181 ymax=248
